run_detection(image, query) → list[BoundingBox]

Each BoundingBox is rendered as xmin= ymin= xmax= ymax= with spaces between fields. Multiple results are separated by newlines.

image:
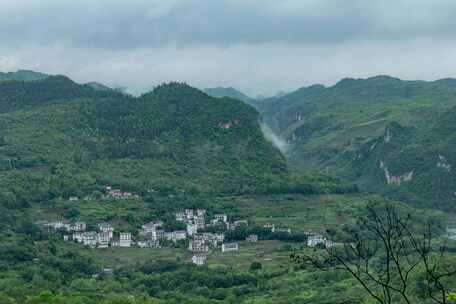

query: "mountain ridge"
xmin=256 ymin=75 xmax=456 ymax=209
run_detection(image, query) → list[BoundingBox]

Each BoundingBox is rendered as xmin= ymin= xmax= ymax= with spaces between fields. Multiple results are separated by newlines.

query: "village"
xmin=40 ymin=193 xmax=338 ymax=267
xmin=40 ymin=187 xmax=456 ymax=268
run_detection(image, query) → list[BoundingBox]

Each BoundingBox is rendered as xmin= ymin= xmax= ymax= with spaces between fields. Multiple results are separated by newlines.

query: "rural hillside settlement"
xmin=2 ymin=1 xmax=456 ymax=304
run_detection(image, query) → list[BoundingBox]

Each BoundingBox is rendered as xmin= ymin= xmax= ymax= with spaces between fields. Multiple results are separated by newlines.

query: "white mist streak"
xmin=260 ymin=123 xmax=289 ymax=153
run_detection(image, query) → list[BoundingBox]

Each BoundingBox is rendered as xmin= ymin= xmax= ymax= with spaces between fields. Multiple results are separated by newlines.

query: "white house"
xmin=73 ymin=232 xmax=84 ymax=242
xmin=82 ymin=232 xmax=98 ymax=247
xmin=172 ymin=230 xmax=187 ymax=242
xmin=191 ymin=255 xmax=207 ymax=266
xmin=263 ymin=224 xmax=275 ymax=232
xmin=246 ymin=234 xmax=258 ymax=242
xmin=154 ymin=229 xmax=165 ymax=240
xmin=214 ymin=233 xmax=225 ymax=243
xmin=137 ymin=239 xmax=160 ymax=248
xmin=186 ymin=222 xmax=198 ymax=236
xmin=221 ymin=243 xmax=239 ymax=253
xmin=195 ymin=216 xmax=205 ymax=230
xmin=97 ymin=232 xmax=111 ymax=248
xmin=148 ymin=239 xmax=160 ymax=248
xmin=214 ymin=214 xmax=228 ymax=223
xmin=189 ymin=239 xmax=209 ymax=252
xmin=140 ymin=221 xmax=161 ymax=239
xmin=325 ymin=239 xmax=336 ymax=248
xmin=307 ymin=234 xmax=326 ymax=247
xmin=98 ymin=223 xmax=114 ymax=239
xmin=119 ymin=233 xmax=132 ymax=247
xmin=196 ymin=209 xmax=206 ymax=217
xmin=175 ymin=212 xmax=185 ymax=222
xmin=71 ymin=222 xmax=86 ymax=232
xmin=185 ymin=209 xmax=194 ymax=220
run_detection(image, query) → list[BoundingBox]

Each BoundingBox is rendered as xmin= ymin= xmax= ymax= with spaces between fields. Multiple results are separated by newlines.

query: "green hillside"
xmin=0 ymin=74 xmax=361 ymax=304
xmin=351 ymin=108 xmax=456 ymax=209
xmin=259 ymin=75 xmax=456 ymax=209
xmin=0 ymin=76 xmax=356 ymax=209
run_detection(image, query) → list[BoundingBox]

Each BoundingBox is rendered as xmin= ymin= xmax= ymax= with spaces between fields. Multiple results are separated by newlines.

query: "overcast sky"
xmin=1 ymin=0 xmax=456 ymax=96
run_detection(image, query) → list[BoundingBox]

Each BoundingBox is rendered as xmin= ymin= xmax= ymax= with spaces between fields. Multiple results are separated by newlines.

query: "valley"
xmin=0 ymin=73 xmax=455 ymax=304
xmin=207 ymin=76 xmax=456 ymax=210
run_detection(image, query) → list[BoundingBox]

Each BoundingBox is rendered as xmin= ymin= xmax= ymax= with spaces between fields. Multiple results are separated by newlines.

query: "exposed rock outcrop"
xmin=380 ymin=161 xmax=413 ymax=185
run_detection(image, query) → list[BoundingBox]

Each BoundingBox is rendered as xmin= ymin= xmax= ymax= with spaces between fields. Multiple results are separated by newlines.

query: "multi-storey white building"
xmin=119 ymin=233 xmax=132 ymax=247
xmin=307 ymin=234 xmax=326 ymax=247
xmin=188 ymin=239 xmax=209 ymax=253
xmin=140 ymin=221 xmax=161 ymax=240
xmin=214 ymin=233 xmax=225 ymax=244
xmin=73 ymin=231 xmax=84 ymax=242
xmin=191 ymin=255 xmax=207 ymax=266
xmin=196 ymin=209 xmax=206 ymax=217
xmin=97 ymin=232 xmax=111 ymax=248
xmin=82 ymin=232 xmax=98 ymax=247
xmin=155 ymin=229 xmax=165 ymax=240
xmin=186 ymin=222 xmax=198 ymax=236
xmin=171 ymin=230 xmax=187 ymax=242
xmin=214 ymin=214 xmax=227 ymax=223
xmin=185 ymin=209 xmax=194 ymax=220
xmin=98 ymin=223 xmax=114 ymax=239
xmin=71 ymin=221 xmax=86 ymax=232
xmin=195 ymin=216 xmax=205 ymax=230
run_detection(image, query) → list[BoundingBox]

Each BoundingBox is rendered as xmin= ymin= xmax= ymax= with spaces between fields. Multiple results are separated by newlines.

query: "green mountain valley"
xmin=0 ymin=72 xmax=455 ymax=304
xmin=233 ymin=76 xmax=456 ymax=210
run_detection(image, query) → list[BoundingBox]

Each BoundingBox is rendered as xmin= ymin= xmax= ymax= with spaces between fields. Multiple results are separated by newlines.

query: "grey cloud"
xmin=2 ymin=0 xmax=456 ymax=96
xmin=1 ymin=0 xmax=456 ymax=50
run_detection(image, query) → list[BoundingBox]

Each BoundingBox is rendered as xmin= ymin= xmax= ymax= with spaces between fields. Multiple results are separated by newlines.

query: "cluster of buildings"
xmin=174 ymin=209 xmax=258 ymax=266
xmin=40 ymin=208 xmax=255 ymax=266
xmin=176 ymin=209 xmax=249 ymax=233
xmin=43 ymin=220 xmax=134 ymax=248
xmin=103 ymin=186 xmax=140 ymax=200
xmin=43 ymin=218 xmax=195 ymax=249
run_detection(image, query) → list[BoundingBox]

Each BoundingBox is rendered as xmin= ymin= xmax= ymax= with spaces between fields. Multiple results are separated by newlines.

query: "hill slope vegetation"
xmin=259 ymin=75 xmax=456 ymax=209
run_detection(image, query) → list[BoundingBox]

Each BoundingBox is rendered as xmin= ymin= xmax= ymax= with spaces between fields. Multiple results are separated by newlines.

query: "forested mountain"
xmin=0 ymin=69 xmax=49 ymax=82
xmin=353 ymin=108 xmax=456 ymax=209
xmin=0 ymin=76 xmax=354 ymax=209
xmin=259 ymin=75 xmax=456 ymax=209
xmin=0 ymin=75 xmax=121 ymax=113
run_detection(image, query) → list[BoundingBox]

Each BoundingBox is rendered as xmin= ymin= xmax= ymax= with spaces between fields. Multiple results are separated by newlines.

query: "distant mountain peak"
xmin=334 ymin=75 xmax=401 ymax=88
xmin=85 ymin=82 xmax=113 ymax=92
xmin=204 ymin=87 xmax=254 ymax=103
xmin=0 ymin=69 xmax=49 ymax=82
